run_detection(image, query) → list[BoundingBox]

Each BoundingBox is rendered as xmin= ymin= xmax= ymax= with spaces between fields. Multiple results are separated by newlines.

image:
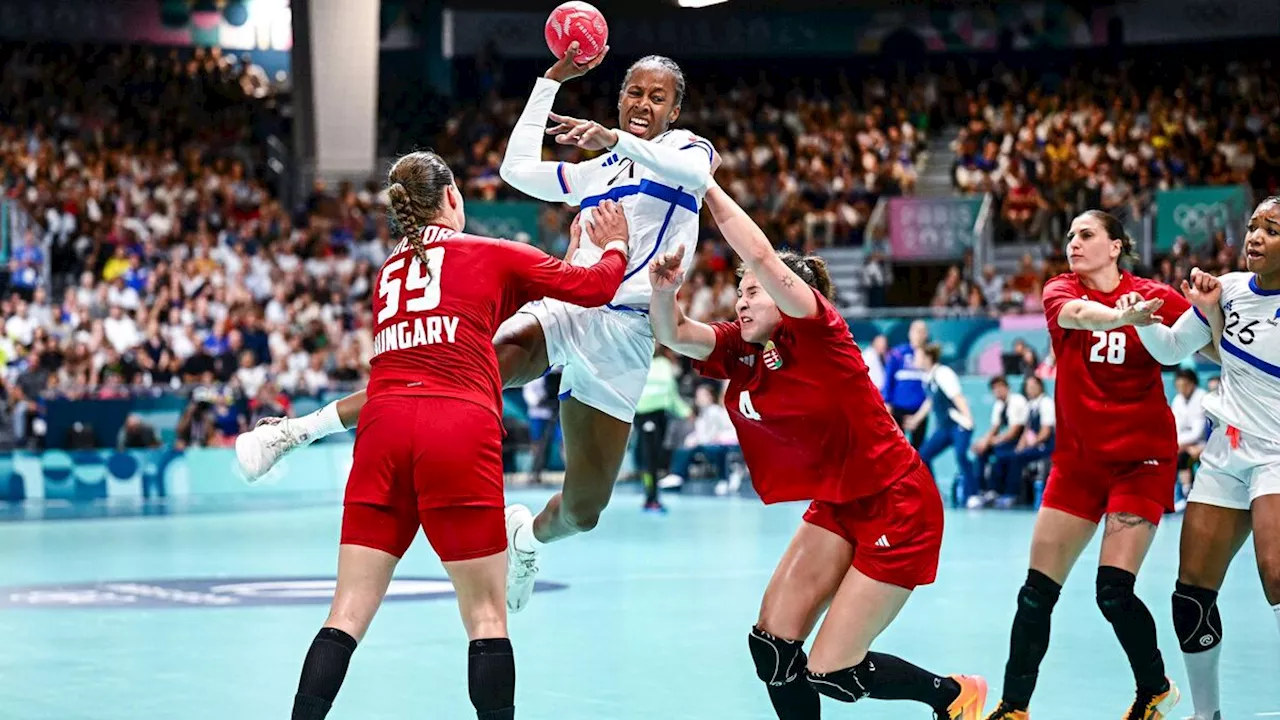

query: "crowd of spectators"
xmin=0 ymin=44 xmax=1266 ymax=451
xmin=0 ymin=43 xmax=381 ymax=447
xmin=952 ymin=58 xmax=1280 ymax=245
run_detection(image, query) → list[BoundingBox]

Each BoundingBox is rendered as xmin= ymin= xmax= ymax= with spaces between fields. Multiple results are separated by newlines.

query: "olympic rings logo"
xmin=1172 ymin=202 xmax=1230 ymax=234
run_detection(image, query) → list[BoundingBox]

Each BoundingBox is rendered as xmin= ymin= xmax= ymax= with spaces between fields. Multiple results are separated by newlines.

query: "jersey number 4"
xmin=738 ymin=391 xmax=763 ymax=421
xmin=1089 ymin=330 xmax=1127 ymax=365
xmin=377 ymin=247 xmax=446 ymax=324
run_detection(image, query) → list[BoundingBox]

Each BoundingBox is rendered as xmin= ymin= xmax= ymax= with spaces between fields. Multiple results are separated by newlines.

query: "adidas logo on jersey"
xmin=739 ymin=355 xmax=755 ymax=367
xmin=875 ymin=535 xmax=891 ymax=548
xmin=1143 ymin=459 xmax=1160 ymax=466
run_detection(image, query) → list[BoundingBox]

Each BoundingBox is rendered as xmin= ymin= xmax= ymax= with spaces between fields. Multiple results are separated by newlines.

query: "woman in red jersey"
xmin=649 ymin=183 xmax=987 ymax=720
xmin=982 ymin=210 xmax=1210 ymax=720
xmin=289 ymin=151 xmax=631 ymax=720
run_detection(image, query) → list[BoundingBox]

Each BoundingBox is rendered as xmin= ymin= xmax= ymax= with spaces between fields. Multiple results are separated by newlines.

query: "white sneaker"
xmin=504 ymin=504 xmax=540 ymax=613
xmin=235 ymin=418 xmax=309 ymax=482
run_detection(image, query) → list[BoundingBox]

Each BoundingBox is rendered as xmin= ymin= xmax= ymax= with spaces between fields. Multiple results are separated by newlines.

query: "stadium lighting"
xmin=677 ymin=0 xmax=730 ymax=7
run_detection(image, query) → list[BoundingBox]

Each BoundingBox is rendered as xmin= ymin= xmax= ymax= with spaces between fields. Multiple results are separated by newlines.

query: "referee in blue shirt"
xmin=882 ymin=320 xmax=930 ymax=448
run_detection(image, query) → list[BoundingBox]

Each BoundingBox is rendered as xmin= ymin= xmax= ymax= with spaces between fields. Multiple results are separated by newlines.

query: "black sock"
xmin=808 ymin=653 xmax=960 ymax=713
xmin=1097 ymin=566 xmax=1168 ymax=695
xmin=293 ymin=627 xmax=358 ymax=720
xmin=469 ymin=638 xmax=515 ymax=720
xmin=1003 ymin=569 xmax=1062 ymax=710
xmin=862 ymin=653 xmax=961 ymax=713
xmin=767 ymin=681 xmax=821 ymax=719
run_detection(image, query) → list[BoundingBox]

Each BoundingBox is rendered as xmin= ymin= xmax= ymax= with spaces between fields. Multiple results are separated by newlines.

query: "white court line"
xmin=563 ymin=569 xmax=772 ymax=585
xmin=1255 ymin=712 xmax=1280 ymax=716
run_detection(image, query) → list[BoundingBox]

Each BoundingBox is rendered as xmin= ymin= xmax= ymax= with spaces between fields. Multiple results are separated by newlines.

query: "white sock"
xmin=1183 ymin=644 xmax=1222 ymax=720
xmin=292 ymin=401 xmax=347 ymax=441
xmin=513 ymin=519 xmax=542 ymax=554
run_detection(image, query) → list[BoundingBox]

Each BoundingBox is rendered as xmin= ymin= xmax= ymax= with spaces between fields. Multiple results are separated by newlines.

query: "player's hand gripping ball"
xmin=545 ymin=2 xmax=609 ymax=64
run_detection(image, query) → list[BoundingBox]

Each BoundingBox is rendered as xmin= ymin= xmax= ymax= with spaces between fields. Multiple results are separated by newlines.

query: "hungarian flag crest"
xmin=762 ymin=340 xmax=783 ymax=370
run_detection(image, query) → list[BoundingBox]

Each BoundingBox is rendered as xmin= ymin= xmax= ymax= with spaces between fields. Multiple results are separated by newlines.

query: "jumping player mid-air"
xmin=649 ymin=182 xmax=988 ymax=720
xmin=235 ymin=43 xmax=717 ymax=613
xmin=1122 ymin=196 xmax=1280 ymax=720
xmin=287 ymin=150 xmax=630 ymax=720
xmin=984 ymin=210 xmax=1204 ymax=720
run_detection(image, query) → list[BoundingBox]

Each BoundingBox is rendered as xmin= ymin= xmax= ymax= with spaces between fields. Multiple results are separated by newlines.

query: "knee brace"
xmin=1172 ymin=582 xmax=1222 ymax=653
xmin=1018 ymin=568 xmax=1063 ymax=618
xmin=1096 ymin=566 xmax=1138 ymax=622
xmin=806 ymin=662 xmax=871 ymax=703
xmin=749 ymin=626 xmax=807 ymax=686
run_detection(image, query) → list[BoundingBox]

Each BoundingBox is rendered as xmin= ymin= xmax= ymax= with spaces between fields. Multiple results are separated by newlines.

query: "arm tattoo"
xmin=781 ymin=273 xmax=796 ymax=289
xmin=1103 ymin=512 xmax=1155 ymax=537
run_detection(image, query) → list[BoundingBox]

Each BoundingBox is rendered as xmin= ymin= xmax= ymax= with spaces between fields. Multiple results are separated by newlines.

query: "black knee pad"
xmin=749 ymin=626 xmax=807 ymax=686
xmin=806 ymin=664 xmax=870 ymax=703
xmin=1018 ymin=568 xmax=1063 ymax=618
xmin=1172 ymin=582 xmax=1222 ymax=654
xmin=1097 ymin=566 xmax=1138 ymax=621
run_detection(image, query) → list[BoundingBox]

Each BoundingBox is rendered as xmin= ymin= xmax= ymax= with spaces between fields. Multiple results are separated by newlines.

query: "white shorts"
xmin=1188 ymin=424 xmax=1280 ymax=511
xmin=519 ymin=298 xmax=654 ymax=423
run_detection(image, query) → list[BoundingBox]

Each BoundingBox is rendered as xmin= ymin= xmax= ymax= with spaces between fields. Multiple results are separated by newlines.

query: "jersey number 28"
xmin=1089 ymin=330 xmax=1127 ymax=365
xmin=377 ymin=247 xmax=446 ymax=324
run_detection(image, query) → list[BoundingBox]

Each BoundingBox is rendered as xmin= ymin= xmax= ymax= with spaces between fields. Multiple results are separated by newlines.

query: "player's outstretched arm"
xmin=1134 ymin=308 xmax=1213 ymax=365
xmin=547 ymin=114 xmax=715 ymax=191
xmin=649 ymin=245 xmax=715 ymax=360
xmin=1057 ymin=297 xmax=1162 ymax=331
xmin=505 ymin=201 xmax=629 ymax=307
xmin=499 ymin=75 xmax=581 ymax=203
xmin=704 ymin=183 xmax=818 ymax=319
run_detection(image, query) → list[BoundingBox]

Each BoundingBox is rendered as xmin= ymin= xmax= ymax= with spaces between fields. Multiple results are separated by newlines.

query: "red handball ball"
xmin=545 ymin=2 xmax=609 ymax=64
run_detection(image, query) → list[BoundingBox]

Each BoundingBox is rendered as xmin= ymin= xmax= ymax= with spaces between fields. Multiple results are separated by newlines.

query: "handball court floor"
xmin=2 ymin=488 xmax=1277 ymax=720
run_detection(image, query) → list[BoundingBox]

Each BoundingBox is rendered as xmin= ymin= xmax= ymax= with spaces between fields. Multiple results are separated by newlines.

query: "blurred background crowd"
xmin=0 ymin=24 xmax=1270 ymax=503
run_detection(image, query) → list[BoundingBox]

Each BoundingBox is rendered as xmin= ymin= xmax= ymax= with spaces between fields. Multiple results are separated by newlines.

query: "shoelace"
xmin=512 ymin=553 xmax=538 ymax=577
xmin=264 ymin=419 xmax=298 ymax=454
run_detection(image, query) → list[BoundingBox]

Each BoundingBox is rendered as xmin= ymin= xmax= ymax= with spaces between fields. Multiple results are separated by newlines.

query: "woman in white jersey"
xmin=235 ymin=42 xmax=716 ymax=613
xmin=1120 ymin=196 xmax=1280 ymax=720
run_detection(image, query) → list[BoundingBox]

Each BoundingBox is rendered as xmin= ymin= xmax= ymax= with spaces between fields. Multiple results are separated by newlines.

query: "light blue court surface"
xmin=2 ymin=489 xmax=1277 ymax=720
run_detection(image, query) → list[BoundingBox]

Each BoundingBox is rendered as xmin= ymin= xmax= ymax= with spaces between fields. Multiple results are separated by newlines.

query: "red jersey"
xmin=1043 ymin=272 xmax=1191 ymax=463
xmin=366 ymin=225 xmax=625 ymax=418
xmin=693 ymin=287 xmax=921 ymax=505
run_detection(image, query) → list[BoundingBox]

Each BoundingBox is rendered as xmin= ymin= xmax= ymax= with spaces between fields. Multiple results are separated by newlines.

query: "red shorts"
xmin=803 ymin=462 xmax=944 ymax=590
xmin=339 ymin=395 xmax=507 ymax=562
xmin=1040 ymin=455 xmax=1176 ymax=526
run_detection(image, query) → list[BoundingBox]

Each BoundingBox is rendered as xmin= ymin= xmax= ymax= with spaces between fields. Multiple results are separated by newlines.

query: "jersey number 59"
xmin=1088 ymin=330 xmax=1127 ymax=365
xmin=377 ymin=247 xmax=446 ymax=324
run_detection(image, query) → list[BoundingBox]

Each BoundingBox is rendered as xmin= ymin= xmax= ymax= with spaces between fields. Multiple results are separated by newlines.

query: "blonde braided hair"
xmin=386 ymin=151 xmax=455 ymax=270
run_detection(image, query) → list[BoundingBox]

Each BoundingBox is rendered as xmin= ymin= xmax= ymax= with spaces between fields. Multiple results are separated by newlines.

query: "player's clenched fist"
xmin=583 ymin=199 xmax=628 ymax=252
xmin=1181 ymin=266 xmax=1222 ymax=313
xmin=649 ymin=244 xmax=686 ymax=294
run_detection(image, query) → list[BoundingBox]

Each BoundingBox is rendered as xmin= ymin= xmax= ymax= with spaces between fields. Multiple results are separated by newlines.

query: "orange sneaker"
xmin=945 ymin=675 xmax=989 ymax=720
xmin=1124 ymin=678 xmax=1180 ymax=720
xmin=983 ymin=700 xmax=1029 ymax=720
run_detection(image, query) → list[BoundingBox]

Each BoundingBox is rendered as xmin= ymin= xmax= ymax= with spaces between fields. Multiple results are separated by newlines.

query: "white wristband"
xmin=604 ymin=240 xmax=628 ymax=256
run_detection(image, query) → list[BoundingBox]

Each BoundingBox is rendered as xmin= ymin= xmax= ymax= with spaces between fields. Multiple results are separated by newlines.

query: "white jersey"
xmin=1137 ymin=272 xmax=1280 ymax=440
xmin=559 ymin=130 xmax=711 ymax=307
xmin=1203 ymin=272 xmax=1280 ymax=438
xmin=500 ymin=77 xmax=714 ymax=309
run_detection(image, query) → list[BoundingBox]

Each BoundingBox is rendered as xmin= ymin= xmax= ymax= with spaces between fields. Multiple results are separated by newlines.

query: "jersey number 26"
xmin=377 ymin=247 xmax=446 ymax=324
xmin=1088 ymin=330 xmax=1127 ymax=365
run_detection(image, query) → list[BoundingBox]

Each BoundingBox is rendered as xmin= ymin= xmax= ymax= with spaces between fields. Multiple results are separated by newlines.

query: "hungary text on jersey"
xmin=366 ymin=225 xmax=625 ymax=417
